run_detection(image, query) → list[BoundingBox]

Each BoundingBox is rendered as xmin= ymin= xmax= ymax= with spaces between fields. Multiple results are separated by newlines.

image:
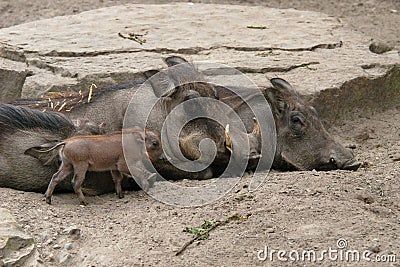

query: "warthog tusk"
xmin=225 ymin=124 xmax=233 ymax=153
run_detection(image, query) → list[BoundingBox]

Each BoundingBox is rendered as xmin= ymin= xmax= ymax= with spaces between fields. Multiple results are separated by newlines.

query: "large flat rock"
xmin=0 ymin=58 xmax=26 ymax=102
xmin=0 ymin=3 xmax=398 ymax=123
xmin=0 ymin=208 xmax=38 ymax=266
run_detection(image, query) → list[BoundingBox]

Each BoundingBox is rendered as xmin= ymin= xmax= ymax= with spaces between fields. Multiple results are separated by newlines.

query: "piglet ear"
xmin=135 ymin=131 xmax=145 ymax=141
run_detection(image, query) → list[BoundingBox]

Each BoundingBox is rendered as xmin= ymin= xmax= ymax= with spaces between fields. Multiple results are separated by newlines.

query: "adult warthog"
xmin=8 ymin=56 xmax=359 ymax=195
xmin=0 ymin=104 xmax=105 ymax=192
xmin=14 ymin=56 xmax=261 ymax=182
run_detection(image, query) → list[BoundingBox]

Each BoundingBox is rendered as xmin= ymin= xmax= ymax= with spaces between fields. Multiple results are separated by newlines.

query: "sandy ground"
xmin=0 ymin=1 xmax=399 ymax=266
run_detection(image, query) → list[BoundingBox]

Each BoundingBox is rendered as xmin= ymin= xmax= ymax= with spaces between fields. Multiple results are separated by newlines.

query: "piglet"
xmin=43 ymin=127 xmax=162 ymax=205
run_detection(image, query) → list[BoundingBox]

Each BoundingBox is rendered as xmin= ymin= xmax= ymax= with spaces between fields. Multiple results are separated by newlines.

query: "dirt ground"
xmin=0 ymin=1 xmax=400 ymax=266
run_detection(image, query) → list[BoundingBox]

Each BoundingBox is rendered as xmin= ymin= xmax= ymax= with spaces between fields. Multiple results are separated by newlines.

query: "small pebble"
xmin=346 ymin=144 xmax=357 ymax=149
xmin=48 ymin=253 xmax=55 ymax=261
xmin=368 ymin=245 xmax=381 ymax=253
xmin=40 ymin=232 xmax=50 ymax=242
xmin=59 ymin=252 xmax=71 ymax=264
xmin=43 ymin=239 xmax=53 ymax=246
xmin=63 ymin=226 xmax=81 ymax=239
xmin=265 ymin=227 xmax=275 ymax=233
xmin=64 ymin=243 xmax=73 ymax=250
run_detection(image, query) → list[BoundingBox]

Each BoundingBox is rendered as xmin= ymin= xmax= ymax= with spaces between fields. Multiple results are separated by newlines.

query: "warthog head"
xmin=266 ymin=78 xmax=361 ymax=171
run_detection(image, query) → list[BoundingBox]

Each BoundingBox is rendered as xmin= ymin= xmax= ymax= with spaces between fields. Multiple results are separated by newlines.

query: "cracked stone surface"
xmin=0 ymin=58 xmax=26 ymax=102
xmin=0 ymin=3 xmax=398 ymax=122
xmin=0 ymin=208 xmax=38 ymax=266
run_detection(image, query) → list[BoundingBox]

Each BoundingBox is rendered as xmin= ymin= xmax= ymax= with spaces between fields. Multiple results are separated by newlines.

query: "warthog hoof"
xmin=45 ymin=195 xmax=52 ymax=205
xmin=148 ymin=173 xmax=157 ymax=188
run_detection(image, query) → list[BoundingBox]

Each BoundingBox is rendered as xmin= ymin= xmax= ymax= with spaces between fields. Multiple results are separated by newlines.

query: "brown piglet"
xmin=43 ymin=127 xmax=162 ymax=205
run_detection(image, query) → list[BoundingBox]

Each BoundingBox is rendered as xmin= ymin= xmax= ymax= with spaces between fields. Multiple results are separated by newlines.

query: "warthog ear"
xmin=24 ymin=142 xmax=60 ymax=166
xmin=270 ymin=78 xmax=294 ymax=92
xmin=131 ymin=130 xmax=145 ymax=142
xmin=73 ymin=118 xmax=88 ymax=128
xmin=265 ymin=78 xmax=300 ymax=117
xmin=265 ymin=87 xmax=286 ymax=117
xmin=164 ymin=56 xmax=188 ymax=67
xmin=270 ymin=78 xmax=301 ymax=99
xmin=144 ymin=69 xmax=177 ymax=98
xmin=143 ymin=69 xmax=159 ymax=79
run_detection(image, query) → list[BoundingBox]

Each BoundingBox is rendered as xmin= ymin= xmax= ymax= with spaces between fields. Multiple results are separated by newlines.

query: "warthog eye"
xmin=152 ymin=140 xmax=159 ymax=147
xmin=290 ymin=113 xmax=306 ymax=135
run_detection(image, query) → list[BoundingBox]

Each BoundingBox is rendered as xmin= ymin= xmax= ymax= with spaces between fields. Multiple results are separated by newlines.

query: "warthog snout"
xmin=326 ymin=149 xmax=361 ymax=171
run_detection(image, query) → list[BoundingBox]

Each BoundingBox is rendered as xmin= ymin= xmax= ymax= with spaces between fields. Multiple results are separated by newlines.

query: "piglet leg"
xmin=110 ymin=170 xmax=124 ymax=199
xmin=72 ymin=163 xmax=89 ymax=205
xmin=129 ymin=166 xmax=155 ymax=191
xmin=45 ymin=161 xmax=73 ymax=204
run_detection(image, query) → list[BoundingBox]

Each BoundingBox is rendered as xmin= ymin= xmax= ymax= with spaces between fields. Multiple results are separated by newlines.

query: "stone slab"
xmin=0 ymin=58 xmax=26 ymax=102
xmin=0 ymin=3 xmax=398 ymax=122
xmin=0 ymin=208 xmax=37 ymax=266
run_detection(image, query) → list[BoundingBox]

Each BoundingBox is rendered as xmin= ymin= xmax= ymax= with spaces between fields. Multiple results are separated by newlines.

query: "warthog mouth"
xmin=280 ymin=153 xmax=361 ymax=172
xmin=280 ymin=153 xmax=304 ymax=171
xmin=342 ymin=159 xmax=362 ymax=171
xmin=315 ymin=158 xmax=362 ymax=171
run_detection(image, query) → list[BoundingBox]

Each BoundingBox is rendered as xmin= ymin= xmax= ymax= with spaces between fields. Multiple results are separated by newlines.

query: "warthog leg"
xmin=128 ymin=165 xmax=152 ymax=191
xmin=72 ymin=162 xmax=89 ymax=205
xmin=110 ymin=170 xmax=124 ymax=199
xmin=44 ymin=160 xmax=73 ymax=204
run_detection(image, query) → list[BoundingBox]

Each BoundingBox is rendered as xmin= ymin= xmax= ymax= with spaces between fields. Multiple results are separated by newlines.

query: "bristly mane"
xmin=9 ymin=77 xmax=147 ymax=113
xmin=0 ymin=104 xmax=75 ymax=136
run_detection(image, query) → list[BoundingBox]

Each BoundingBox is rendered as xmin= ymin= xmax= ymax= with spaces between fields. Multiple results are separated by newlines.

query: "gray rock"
xmin=0 ymin=208 xmax=37 ymax=266
xmin=369 ymin=41 xmax=393 ymax=54
xmin=0 ymin=3 xmax=398 ymax=122
xmin=62 ymin=226 xmax=81 ymax=239
xmin=58 ymin=252 xmax=71 ymax=264
xmin=40 ymin=231 xmax=50 ymax=242
xmin=64 ymin=242 xmax=73 ymax=250
xmin=0 ymin=58 xmax=27 ymax=101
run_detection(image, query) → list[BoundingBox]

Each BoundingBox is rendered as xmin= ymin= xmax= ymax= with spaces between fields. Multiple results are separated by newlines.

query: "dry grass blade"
xmin=87 ymin=83 xmax=97 ymax=103
xmin=118 ymin=31 xmax=147 ymax=45
xmin=58 ymin=102 xmax=67 ymax=112
xmin=247 ymin=25 xmax=267 ymax=29
xmin=11 ymin=82 xmax=99 ymax=112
